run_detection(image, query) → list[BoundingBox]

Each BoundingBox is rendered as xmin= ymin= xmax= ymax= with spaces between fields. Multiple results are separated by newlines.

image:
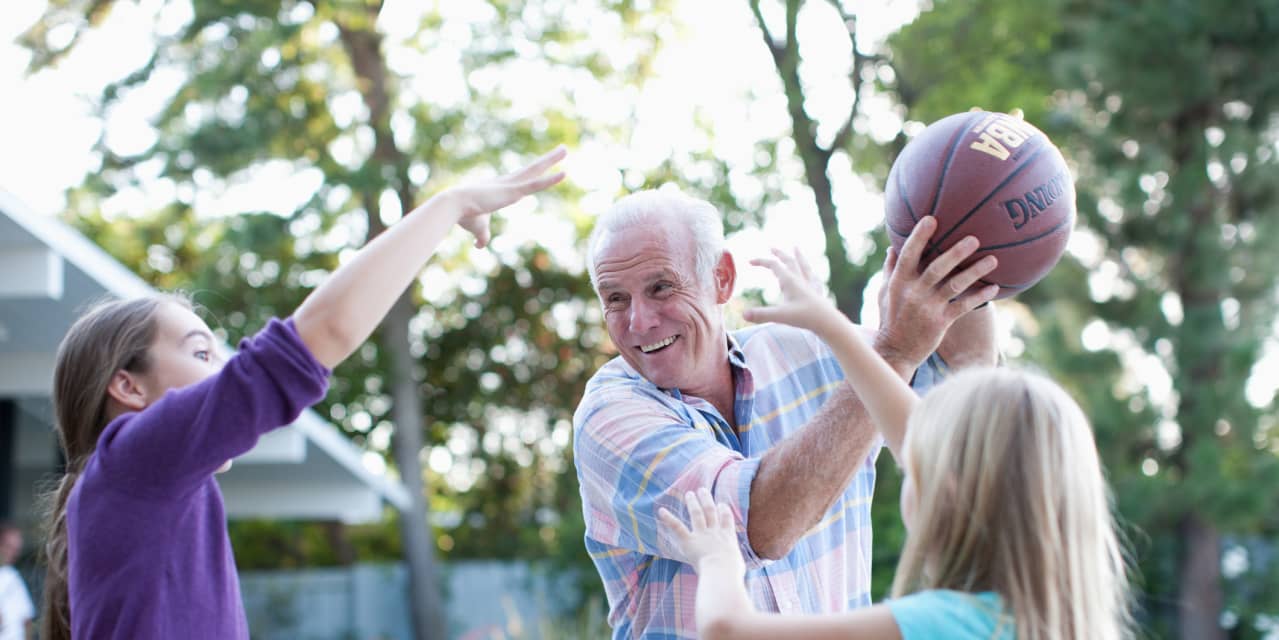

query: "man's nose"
xmin=629 ymin=297 xmax=661 ymax=334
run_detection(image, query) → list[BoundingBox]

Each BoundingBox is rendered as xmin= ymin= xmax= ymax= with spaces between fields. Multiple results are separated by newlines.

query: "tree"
xmin=744 ymin=0 xmax=892 ymax=320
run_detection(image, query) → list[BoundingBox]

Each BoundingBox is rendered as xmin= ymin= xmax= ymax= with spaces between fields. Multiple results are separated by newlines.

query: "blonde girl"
xmin=659 ymin=244 xmax=1131 ymax=640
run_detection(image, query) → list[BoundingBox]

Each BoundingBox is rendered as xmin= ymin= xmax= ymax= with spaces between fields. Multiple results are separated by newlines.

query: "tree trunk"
xmin=322 ymin=520 xmax=358 ymax=566
xmin=385 ymin=294 xmax=448 ymax=640
xmin=1178 ymin=513 xmax=1224 ymax=639
xmin=748 ymin=0 xmax=874 ymax=321
xmin=339 ymin=10 xmax=447 ymax=639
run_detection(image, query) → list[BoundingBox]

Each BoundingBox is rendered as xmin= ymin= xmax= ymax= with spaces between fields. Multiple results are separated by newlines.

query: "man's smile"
xmin=639 ymin=335 xmax=679 ymax=353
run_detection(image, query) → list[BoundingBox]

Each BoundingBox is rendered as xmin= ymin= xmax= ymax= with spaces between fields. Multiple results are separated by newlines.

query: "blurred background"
xmin=1 ymin=0 xmax=1278 ymax=638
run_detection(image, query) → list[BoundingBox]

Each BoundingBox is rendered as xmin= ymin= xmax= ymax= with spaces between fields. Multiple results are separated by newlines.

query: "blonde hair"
xmin=891 ymin=367 xmax=1133 ymax=640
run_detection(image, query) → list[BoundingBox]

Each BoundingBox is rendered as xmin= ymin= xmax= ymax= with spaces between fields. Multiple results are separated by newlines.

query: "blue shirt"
xmin=889 ymin=590 xmax=1015 ymax=639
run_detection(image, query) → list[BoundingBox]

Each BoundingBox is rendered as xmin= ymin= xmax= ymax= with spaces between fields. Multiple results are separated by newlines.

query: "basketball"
xmin=883 ymin=111 xmax=1075 ymax=299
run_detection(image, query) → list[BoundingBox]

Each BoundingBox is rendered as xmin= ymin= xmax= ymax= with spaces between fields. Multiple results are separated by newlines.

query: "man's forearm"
xmin=936 ymin=303 xmax=999 ymax=370
xmin=746 ymin=384 xmax=878 ymax=560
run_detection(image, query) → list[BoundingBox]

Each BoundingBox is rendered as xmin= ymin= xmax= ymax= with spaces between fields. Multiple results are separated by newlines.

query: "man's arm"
xmin=746 ymin=383 xmax=878 ymax=559
xmin=936 ymin=303 xmax=999 ymax=370
xmin=745 ymin=217 xmax=998 ymax=559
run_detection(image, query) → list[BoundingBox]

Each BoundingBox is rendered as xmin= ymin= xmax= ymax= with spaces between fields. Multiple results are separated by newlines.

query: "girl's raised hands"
xmin=448 ymin=145 xmax=568 ymax=248
xmin=658 ymin=489 xmax=744 ymax=573
xmin=742 ymin=247 xmax=842 ymax=334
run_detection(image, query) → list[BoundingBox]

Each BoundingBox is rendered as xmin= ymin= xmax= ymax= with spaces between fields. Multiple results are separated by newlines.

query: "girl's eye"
xmin=195 ymin=350 xmax=211 ymax=362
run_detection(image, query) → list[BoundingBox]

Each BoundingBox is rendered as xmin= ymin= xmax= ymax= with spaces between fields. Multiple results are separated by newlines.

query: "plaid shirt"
xmin=573 ymin=323 xmax=946 ymax=639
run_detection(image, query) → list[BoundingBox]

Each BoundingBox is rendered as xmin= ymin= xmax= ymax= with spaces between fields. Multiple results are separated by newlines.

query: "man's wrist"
xmin=872 ymin=331 xmax=922 ymax=379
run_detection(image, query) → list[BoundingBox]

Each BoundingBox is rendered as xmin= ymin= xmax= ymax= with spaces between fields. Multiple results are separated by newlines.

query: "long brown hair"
xmin=891 ymin=368 xmax=1133 ymax=640
xmin=39 ymin=296 xmax=178 ymax=640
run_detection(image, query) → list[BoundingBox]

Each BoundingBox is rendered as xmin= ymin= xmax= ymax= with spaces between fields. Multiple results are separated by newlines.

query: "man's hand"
xmin=875 ymin=216 xmax=998 ymax=373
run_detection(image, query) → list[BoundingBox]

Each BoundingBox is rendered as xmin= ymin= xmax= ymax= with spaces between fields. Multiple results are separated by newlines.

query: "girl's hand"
xmin=658 ymin=488 xmax=745 ymax=575
xmin=446 ymin=145 xmax=567 ymax=248
xmin=742 ymin=247 xmax=843 ymax=335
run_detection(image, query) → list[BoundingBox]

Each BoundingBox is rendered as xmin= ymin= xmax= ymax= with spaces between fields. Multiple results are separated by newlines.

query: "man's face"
xmin=593 ymin=224 xmax=733 ymax=396
xmin=0 ymin=530 xmax=22 ymax=565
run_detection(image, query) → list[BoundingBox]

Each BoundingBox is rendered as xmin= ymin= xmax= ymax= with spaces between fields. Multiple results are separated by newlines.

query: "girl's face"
xmin=117 ymin=302 xmax=234 ymax=473
xmin=135 ymin=302 xmax=224 ymax=403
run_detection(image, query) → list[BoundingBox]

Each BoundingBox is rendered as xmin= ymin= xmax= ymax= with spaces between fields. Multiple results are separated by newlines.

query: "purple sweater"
xmin=67 ymin=317 xmax=330 ymax=639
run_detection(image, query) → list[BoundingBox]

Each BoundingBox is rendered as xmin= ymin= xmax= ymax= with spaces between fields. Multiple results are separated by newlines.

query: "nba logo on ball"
xmin=884 ymin=110 xmax=1076 ymax=299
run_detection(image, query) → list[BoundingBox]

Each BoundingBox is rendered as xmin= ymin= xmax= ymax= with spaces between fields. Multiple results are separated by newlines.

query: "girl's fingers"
xmin=517 ymin=171 xmax=566 ymax=196
xmin=749 ymin=255 xmax=793 ymax=285
xmin=507 ymin=145 xmax=568 ymax=181
xmin=792 ymin=246 xmax=815 ymax=285
xmin=742 ymin=306 xmax=781 ymax=324
xmin=685 ymin=491 xmax=708 ymax=531
xmin=460 ymin=216 xmax=491 ymax=249
xmin=770 ymin=246 xmax=794 ymax=269
xmin=716 ymin=503 xmax=735 ymax=531
xmin=750 ymin=255 xmax=785 ymax=272
xmin=697 ymin=489 xmax=724 ymax=532
xmin=697 ymin=487 xmax=716 ymax=515
xmin=658 ymin=507 xmax=690 ymax=538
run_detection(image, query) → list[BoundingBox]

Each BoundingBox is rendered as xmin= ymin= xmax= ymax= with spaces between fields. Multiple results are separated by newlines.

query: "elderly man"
xmin=572 ymin=189 xmax=998 ymax=639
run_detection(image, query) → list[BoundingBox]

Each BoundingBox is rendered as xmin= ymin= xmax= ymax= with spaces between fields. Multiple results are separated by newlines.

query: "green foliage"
xmin=886 ymin=0 xmax=1066 ymax=126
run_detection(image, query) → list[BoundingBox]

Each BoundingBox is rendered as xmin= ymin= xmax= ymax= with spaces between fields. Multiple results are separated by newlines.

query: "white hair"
xmin=585 ymin=188 xmax=726 ymax=290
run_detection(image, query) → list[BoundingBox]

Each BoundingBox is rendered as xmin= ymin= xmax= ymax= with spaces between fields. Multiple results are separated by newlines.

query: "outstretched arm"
xmin=293 ymin=147 xmax=566 ymax=368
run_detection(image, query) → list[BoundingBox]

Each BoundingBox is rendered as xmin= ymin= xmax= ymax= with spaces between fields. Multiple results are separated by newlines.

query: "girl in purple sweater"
xmin=39 ymin=147 xmax=566 ymax=640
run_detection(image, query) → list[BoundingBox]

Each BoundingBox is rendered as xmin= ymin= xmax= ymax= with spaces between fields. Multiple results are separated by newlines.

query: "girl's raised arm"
xmin=743 ymin=247 xmax=917 ymax=459
xmin=293 ymin=146 xmax=566 ymax=369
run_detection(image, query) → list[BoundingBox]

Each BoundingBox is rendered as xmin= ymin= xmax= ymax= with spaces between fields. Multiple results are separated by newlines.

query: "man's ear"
xmin=713 ymin=251 xmax=736 ymax=304
xmin=106 ymin=370 xmax=149 ymax=413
